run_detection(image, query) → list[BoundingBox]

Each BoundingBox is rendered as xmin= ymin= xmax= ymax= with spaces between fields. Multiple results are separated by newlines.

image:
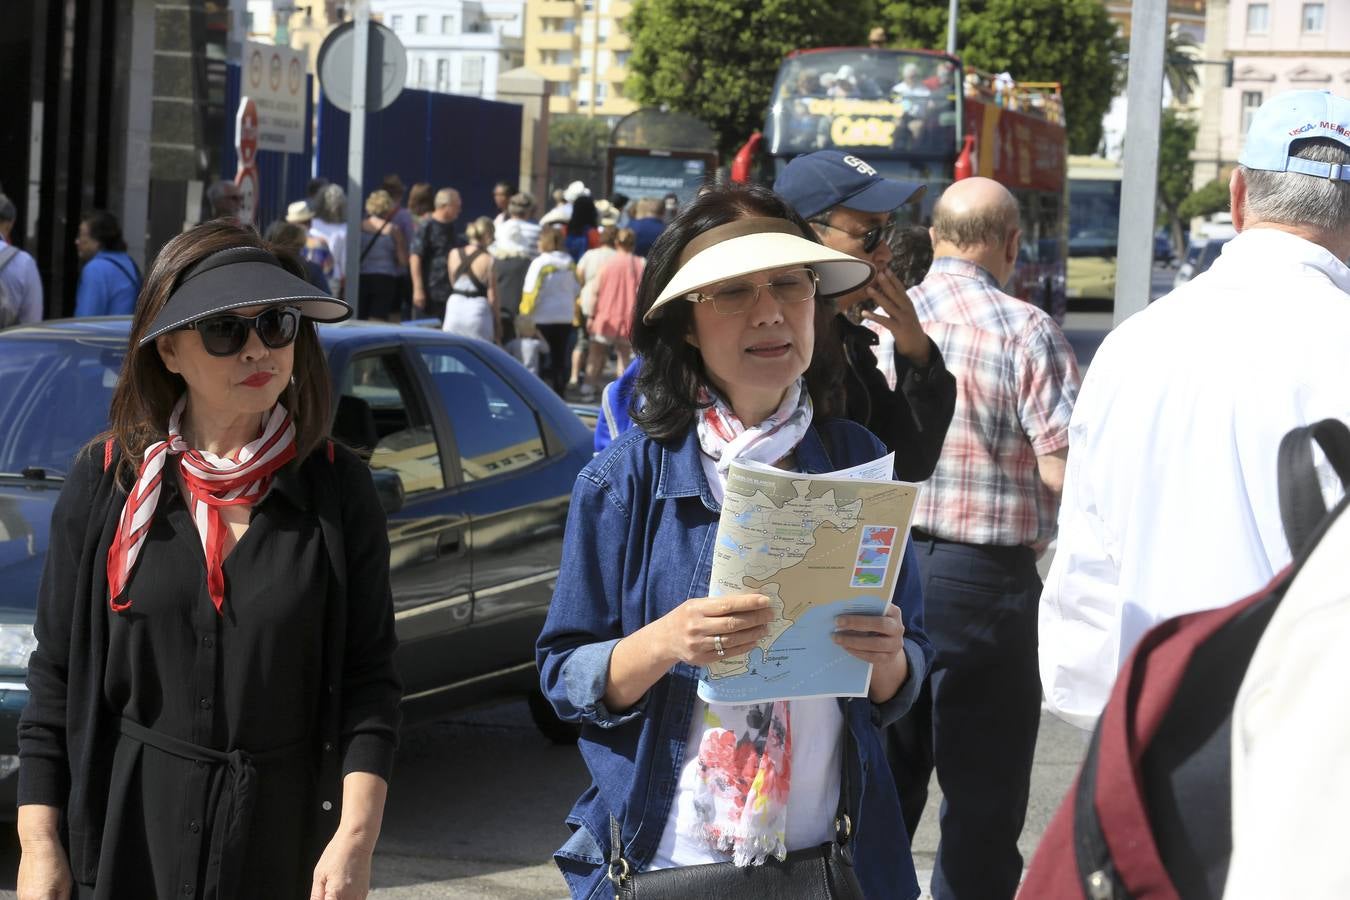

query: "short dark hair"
xmin=82 ymin=210 xmax=127 ymax=252
xmin=890 ymin=224 xmax=934 ymax=288
xmin=306 ymin=177 xmax=329 ymax=200
xmin=630 ymin=181 xmax=845 ymax=443
xmin=494 ymin=180 xmax=516 ymax=194
xmin=0 ymin=193 xmax=15 ymax=224
xmin=380 ymin=173 xmax=405 ymax=200
xmin=610 ymin=192 xmax=630 ymax=211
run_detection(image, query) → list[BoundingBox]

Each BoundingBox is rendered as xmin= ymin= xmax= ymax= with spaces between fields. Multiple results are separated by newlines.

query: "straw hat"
xmin=285 ymin=200 xmax=315 ymax=224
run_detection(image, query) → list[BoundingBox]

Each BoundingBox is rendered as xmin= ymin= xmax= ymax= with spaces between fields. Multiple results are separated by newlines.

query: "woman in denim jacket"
xmin=536 ymin=182 xmax=934 ymax=900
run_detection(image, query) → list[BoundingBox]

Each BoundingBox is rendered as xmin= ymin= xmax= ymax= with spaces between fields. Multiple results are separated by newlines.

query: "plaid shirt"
xmin=908 ymin=257 xmax=1080 ymax=547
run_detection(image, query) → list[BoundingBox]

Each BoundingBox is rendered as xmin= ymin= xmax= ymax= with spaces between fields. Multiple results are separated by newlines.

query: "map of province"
xmin=699 ymin=461 xmax=920 ymax=704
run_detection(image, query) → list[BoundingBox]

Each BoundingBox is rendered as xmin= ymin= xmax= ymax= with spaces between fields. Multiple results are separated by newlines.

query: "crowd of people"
xmin=10 ymin=87 xmax=1350 ymax=900
xmin=236 ymin=174 xmax=677 ymax=401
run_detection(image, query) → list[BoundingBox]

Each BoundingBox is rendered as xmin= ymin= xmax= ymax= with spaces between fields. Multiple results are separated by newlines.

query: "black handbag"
xmin=607 ymin=718 xmax=864 ymax=900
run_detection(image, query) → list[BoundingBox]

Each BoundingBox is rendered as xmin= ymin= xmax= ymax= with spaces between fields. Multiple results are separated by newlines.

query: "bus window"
xmin=767 ymin=50 xmax=959 ymax=158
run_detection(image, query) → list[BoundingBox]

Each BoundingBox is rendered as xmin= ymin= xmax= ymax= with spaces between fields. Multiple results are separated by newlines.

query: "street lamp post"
xmin=1114 ymin=0 xmax=1168 ymax=328
xmin=947 ymin=0 xmax=958 ymax=55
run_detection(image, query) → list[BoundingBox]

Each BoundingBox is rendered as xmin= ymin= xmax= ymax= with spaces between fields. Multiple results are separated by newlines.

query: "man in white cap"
xmin=1040 ymin=90 xmax=1350 ymax=732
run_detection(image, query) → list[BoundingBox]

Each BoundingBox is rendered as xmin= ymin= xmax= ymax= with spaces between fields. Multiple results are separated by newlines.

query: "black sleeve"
xmin=332 ymin=446 xmax=403 ymax=780
xmin=18 ymin=447 xmax=102 ymax=807
xmin=889 ymin=339 xmax=958 ymax=482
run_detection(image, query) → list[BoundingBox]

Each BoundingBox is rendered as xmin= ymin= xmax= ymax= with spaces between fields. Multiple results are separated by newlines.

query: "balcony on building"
xmin=537 ymin=63 xmax=578 ymax=82
xmin=535 ymin=1 xmax=582 ymax=18
xmin=533 ymin=31 xmax=579 ymax=51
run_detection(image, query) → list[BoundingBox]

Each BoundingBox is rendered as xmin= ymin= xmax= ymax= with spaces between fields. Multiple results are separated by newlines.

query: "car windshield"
xmin=0 ymin=339 xmax=125 ymax=477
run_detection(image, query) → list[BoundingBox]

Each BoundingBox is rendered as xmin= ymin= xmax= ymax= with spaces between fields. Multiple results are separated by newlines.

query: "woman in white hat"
xmin=536 ymin=182 xmax=933 ymax=900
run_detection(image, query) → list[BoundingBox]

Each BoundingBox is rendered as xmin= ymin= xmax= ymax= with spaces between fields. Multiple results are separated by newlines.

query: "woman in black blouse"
xmin=16 ymin=221 xmax=402 ymax=900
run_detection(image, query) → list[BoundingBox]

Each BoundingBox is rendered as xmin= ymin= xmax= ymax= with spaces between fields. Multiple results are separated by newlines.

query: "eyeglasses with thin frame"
xmin=187 ymin=306 xmax=302 ymax=357
xmin=812 ymin=218 xmax=896 ymax=254
xmin=687 ymin=267 xmax=819 ymax=316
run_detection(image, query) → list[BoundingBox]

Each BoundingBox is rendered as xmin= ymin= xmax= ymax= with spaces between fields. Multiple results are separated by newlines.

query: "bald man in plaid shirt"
xmin=888 ymin=177 xmax=1080 ymax=900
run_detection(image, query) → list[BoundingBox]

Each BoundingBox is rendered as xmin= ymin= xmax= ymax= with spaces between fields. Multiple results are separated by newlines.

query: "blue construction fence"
xmin=315 ymin=87 xmax=522 ymax=224
xmin=221 ymin=63 xmax=316 ymax=231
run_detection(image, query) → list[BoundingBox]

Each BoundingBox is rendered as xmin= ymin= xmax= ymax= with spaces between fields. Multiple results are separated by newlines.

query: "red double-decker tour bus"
xmin=732 ymin=47 xmax=1068 ymax=321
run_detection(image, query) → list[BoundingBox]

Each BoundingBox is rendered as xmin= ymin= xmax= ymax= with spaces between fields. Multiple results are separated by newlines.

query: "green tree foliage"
xmin=1179 ymin=177 xmax=1231 ymax=222
xmin=625 ymin=0 xmax=877 ymax=157
xmin=1164 ymin=30 xmax=1200 ymax=105
xmin=1155 ymin=108 xmax=1198 ymax=254
xmin=549 ymin=115 xmax=612 ymax=164
xmin=882 ymin=0 xmax=1125 ymax=154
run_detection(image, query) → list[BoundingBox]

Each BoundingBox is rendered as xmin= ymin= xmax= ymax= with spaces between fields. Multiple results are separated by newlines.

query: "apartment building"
xmin=1193 ymin=0 xmax=1349 ymax=189
xmin=375 ymin=1 xmax=526 ymax=100
xmin=523 ymin=0 xmax=637 ymax=116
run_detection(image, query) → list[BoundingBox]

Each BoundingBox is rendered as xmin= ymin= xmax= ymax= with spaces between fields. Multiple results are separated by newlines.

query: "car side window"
xmin=417 ymin=347 xmax=547 ymax=482
xmin=336 ymin=350 xmax=446 ymax=496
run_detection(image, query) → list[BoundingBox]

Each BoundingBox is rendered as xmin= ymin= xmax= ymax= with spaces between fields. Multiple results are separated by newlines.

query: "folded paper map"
xmin=697 ymin=453 xmax=920 ymax=704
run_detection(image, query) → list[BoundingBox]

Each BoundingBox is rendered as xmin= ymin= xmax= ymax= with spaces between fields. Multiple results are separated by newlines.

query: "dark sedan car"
xmin=0 ymin=317 xmax=594 ymax=815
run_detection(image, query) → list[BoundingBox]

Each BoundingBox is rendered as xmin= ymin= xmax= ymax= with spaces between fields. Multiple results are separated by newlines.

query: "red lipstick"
xmin=241 ymin=372 xmax=275 ymax=388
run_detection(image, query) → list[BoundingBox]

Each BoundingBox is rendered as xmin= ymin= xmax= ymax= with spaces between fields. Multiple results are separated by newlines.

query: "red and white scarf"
xmin=696 ymin=378 xmax=814 ymax=505
xmin=107 ymin=398 xmax=297 ymax=615
xmin=691 ymin=379 xmax=812 ymax=865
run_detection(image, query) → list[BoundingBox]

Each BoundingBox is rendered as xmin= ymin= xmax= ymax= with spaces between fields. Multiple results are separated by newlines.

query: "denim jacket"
xmin=536 ymin=416 xmax=935 ymax=900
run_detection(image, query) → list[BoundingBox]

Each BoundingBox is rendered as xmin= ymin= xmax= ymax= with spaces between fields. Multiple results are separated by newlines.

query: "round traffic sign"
xmin=235 ymin=98 xmax=259 ymax=168
xmin=317 ymin=21 xmax=407 ymax=114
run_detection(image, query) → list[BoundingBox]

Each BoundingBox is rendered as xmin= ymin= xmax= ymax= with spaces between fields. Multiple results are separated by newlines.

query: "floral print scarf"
xmin=689 ymin=379 xmax=812 ymax=865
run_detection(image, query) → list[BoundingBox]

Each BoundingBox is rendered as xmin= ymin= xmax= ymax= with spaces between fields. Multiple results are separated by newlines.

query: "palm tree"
xmin=1165 ymin=29 xmax=1200 ymax=104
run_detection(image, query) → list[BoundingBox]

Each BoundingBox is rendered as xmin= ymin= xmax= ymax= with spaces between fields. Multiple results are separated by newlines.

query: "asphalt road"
xmin=0 ymin=266 xmax=1167 ymax=897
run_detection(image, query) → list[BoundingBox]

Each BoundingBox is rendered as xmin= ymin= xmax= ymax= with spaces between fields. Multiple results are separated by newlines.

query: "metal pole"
xmin=345 ymin=0 xmax=370 ymax=308
xmin=946 ymin=0 xmax=958 ymax=55
xmin=1114 ymin=0 xmax=1167 ymax=327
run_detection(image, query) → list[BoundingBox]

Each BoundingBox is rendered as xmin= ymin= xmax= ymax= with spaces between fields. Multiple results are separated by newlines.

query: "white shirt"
xmin=309 ymin=218 xmax=348 ymax=284
xmin=0 ymin=236 xmax=43 ymax=324
xmin=576 ymin=246 xmax=617 ymax=317
xmin=648 ymin=697 xmax=843 ymax=869
xmin=1039 ymin=228 xmax=1350 ymax=730
xmin=520 ymin=251 xmax=579 ymax=325
xmin=1225 ymin=505 xmax=1350 ymax=899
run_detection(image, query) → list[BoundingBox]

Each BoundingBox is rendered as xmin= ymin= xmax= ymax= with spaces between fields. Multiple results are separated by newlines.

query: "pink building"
xmin=1193 ymin=0 xmax=1350 ymax=189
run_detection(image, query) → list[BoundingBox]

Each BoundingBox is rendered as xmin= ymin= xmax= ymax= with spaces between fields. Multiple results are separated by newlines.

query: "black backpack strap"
xmin=1278 ymin=419 xmax=1350 ymax=556
xmin=1074 ymin=723 xmax=1128 ymax=899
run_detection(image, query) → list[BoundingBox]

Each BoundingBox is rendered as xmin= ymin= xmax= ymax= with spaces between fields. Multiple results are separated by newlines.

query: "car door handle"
xmin=437 ymin=532 xmax=461 ymax=556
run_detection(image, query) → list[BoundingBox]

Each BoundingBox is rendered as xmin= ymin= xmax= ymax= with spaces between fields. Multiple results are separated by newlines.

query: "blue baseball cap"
xmin=773 ymin=150 xmax=927 ymax=220
xmin=1239 ymin=90 xmax=1350 ymax=181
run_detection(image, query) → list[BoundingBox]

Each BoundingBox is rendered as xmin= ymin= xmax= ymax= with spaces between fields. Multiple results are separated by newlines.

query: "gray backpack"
xmin=0 ymin=244 xmax=21 ymax=328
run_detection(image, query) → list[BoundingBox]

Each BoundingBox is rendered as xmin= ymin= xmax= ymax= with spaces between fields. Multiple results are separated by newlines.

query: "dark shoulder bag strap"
xmin=1073 ymin=721 xmax=1128 ymax=899
xmin=1278 ymin=418 xmax=1350 ymax=557
xmin=359 ymin=217 xmax=392 ymax=264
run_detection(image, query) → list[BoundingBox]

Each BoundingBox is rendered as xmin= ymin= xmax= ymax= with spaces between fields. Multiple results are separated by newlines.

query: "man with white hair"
xmin=1040 ymin=90 xmax=1350 ymax=731
xmin=410 ymin=187 xmax=463 ymax=320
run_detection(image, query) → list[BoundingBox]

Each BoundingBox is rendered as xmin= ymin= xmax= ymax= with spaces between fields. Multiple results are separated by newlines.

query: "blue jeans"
xmin=888 ymin=534 xmax=1042 ymax=900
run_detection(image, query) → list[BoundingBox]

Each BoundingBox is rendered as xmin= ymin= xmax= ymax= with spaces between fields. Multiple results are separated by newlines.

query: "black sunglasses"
xmin=813 ymin=218 xmax=896 ymax=254
xmin=188 ymin=306 xmax=301 ymax=357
